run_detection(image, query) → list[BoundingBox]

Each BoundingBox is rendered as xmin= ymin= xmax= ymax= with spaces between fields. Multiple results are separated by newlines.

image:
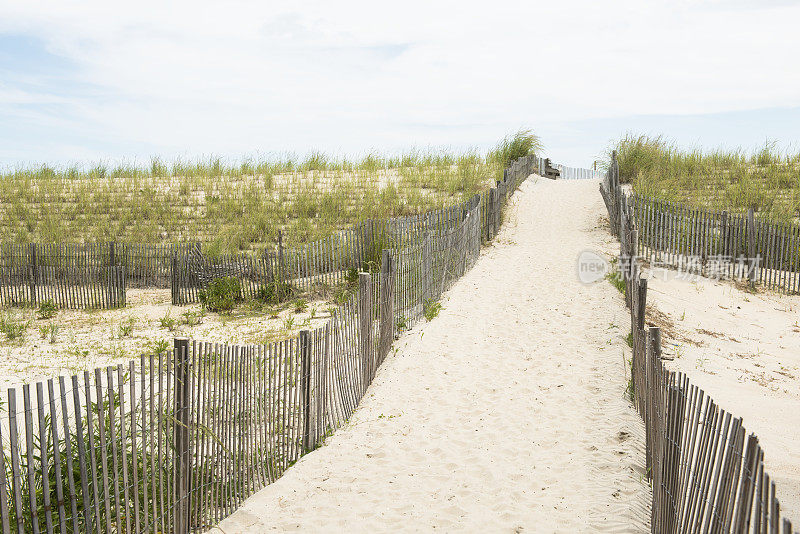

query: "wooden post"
xmin=746 ymin=208 xmax=757 ymax=284
xmin=486 ymin=189 xmax=494 ymax=241
xmin=29 ymin=243 xmax=37 ymax=305
xmin=171 ymin=254 xmax=179 ymax=305
xmin=363 ymin=220 xmax=375 ymax=270
xmin=173 ymin=338 xmax=191 ymax=534
xmin=300 ymin=330 xmax=312 ymax=452
xmin=637 ymin=278 xmax=647 ymax=332
xmin=108 ymin=242 xmax=116 ymax=308
xmin=379 ymin=250 xmax=395 ymax=366
xmin=277 ymin=230 xmax=285 ymax=284
xmin=720 ymin=211 xmax=728 ymax=259
xmin=358 ymin=272 xmax=373 ymax=388
xmin=649 ymin=325 xmax=661 ymax=360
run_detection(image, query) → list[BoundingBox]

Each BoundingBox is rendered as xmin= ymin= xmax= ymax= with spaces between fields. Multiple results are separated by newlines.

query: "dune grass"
xmin=0 ymin=132 xmax=541 ymax=252
xmin=613 ymin=134 xmax=800 ymax=223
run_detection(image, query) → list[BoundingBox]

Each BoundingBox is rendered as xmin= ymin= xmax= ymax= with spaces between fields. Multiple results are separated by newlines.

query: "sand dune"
xmin=211 ymin=178 xmax=650 ymax=532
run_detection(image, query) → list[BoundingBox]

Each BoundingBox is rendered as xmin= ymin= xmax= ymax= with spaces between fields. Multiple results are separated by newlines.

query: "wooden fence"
xmin=553 ymin=163 xmax=602 ymax=180
xmin=0 ymin=155 xmax=537 ymax=533
xmin=0 ymin=156 xmax=538 ymax=310
xmin=602 ymin=152 xmax=800 ymax=294
xmin=602 ymin=163 xmax=798 ymax=533
xmin=0 ymin=246 xmax=126 ymax=309
xmin=171 ymin=154 xmax=534 ymax=306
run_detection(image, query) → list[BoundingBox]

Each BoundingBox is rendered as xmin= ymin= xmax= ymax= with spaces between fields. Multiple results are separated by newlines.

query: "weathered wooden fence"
xmin=171 ymin=154 xmax=536 ymax=306
xmin=602 ymin=164 xmax=798 ymax=533
xmin=0 ymin=243 xmax=126 ymax=308
xmin=602 ymin=152 xmax=800 ymax=294
xmin=0 ymin=156 xmax=539 ymax=310
xmin=0 ymin=155 xmax=536 ymax=533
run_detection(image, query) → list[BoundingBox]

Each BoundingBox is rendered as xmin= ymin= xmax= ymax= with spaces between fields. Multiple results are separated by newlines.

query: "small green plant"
xmin=396 ymin=315 xmax=408 ymax=332
xmin=293 ymin=298 xmax=308 ymax=314
xmin=344 ymin=267 xmax=358 ymax=286
xmin=199 ymin=276 xmax=242 ymax=313
xmin=48 ymin=323 xmax=59 ymax=343
xmin=625 ymin=331 xmax=633 ymax=348
xmin=255 ymin=280 xmax=293 ymax=305
xmin=66 ymin=345 xmax=90 ymax=359
xmin=37 ymin=299 xmax=58 ymax=320
xmin=423 ymin=299 xmax=443 ymax=322
xmin=148 ymin=338 xmax=170 ymax=355
xmin=159 ymin=310 xmax=177 ymax=331
xmin=0 ymin=313 xmax=30 ymax=342
xmin=118 ymin=317 xmax=136 ymax=337
xmin=38 ymin=323 xmax=60 ymax=343
xmin=283 ymin=316 xmax=295 ymax=330
xmin=605 ymin=269 xmax=626 ymax=294
xmin=181 ymin=309 xmax=203 ymax=326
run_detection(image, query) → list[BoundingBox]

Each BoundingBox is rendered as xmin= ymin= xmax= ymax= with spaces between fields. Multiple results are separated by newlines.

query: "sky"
xmin=1 ymin=0 xmax=799 ymax=169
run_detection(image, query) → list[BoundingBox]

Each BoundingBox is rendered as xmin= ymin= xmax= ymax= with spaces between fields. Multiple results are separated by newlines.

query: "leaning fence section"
xmin=0 ymin=155 xmax=535 ymax=533
xmin=602 ymin=163 xmax=797 ymax=534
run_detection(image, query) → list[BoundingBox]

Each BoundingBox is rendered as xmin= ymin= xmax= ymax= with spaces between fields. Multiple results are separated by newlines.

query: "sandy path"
xmin=212 ymin=178 xmax=650 ymax=533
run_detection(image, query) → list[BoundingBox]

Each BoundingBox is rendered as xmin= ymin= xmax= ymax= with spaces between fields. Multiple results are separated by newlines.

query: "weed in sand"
xmin=423 ymin=299 xmax=443 ymax=322
xmin=118 ymin=317 xmax=136 ymax=337
xmin=37 ymin=299 xmax=58 ymax=320
xmin=0 ymin=312 xmax=30 ymax=342
xmin=159 ymin=310 xmax=177 ymax=331
xmin=293 ymin=298 xmax=308 ymax=314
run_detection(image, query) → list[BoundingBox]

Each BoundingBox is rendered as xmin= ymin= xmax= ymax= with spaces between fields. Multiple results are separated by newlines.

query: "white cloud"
xmin=1 ymin=0 xmax=799 ymax=164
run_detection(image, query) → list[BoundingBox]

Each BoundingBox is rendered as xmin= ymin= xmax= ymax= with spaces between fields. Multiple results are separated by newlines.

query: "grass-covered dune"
xmin=613 ymin=135 xmax=800 ymax=223
xmin=0 ymin=131 xmax=541 ymax=252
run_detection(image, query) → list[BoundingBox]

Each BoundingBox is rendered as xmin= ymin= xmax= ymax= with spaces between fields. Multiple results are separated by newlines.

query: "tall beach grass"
xmin=0 ymin=132 xmax=541 ymax=252
xmin=613 ymin=134 xmax=800 ymax=223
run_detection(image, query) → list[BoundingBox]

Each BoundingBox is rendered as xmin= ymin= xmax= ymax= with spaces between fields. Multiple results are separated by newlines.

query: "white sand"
xmin=212 ymin=178 xmax=650 ymax=533
xmin=634 ymin=267 xmax=800 ymax=523
xmin=0 ymin=290 xmax=330 ymax=391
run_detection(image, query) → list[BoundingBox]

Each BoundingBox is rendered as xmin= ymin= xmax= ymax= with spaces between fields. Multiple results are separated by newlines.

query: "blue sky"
xmin=2 ymin=0 xmax=800 ymax=169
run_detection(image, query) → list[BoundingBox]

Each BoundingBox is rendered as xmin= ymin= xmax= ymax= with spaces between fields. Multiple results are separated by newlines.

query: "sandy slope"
xmin=211 ymin=177 xmax=650 ymax=533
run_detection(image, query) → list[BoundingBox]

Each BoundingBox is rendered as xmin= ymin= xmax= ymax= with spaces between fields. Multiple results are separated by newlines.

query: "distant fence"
xmin=553 ymin=163 xmax=602 ymax=180
xmin=601 ymin=161 xmax=797 ymax=533
xmin=0 ymin=155 xmax=534 ymax=533
xmin=600 ymin=152 xmax=800 ymax=294
xmin=0 ymin=243 xmax=205 ymax=309
xmin=0 ymin=157 xmax=538 ymax=311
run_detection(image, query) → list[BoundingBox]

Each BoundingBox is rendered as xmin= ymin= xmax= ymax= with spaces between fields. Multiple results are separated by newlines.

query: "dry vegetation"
xmin=0 ymin=131 xmax=541 ymax=253
xmin=0 ymin=130 xmax=542 ymax=384
xmin=614 ymin=134 xmax=800 ymax=223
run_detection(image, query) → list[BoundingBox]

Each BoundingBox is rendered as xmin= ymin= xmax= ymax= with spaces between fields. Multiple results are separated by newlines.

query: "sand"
xmin=629 ymin=266 xmax=800 ymax=524
xmin=0 ymin=289 xmax=330 ymax=391
xmin=211 ymin=177 xmax=651 ymax=533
